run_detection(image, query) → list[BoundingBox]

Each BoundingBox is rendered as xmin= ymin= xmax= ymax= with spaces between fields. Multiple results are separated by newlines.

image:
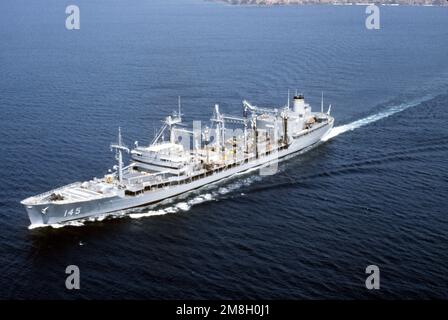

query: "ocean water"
xmin=0 ymin=0 xmax=447 ymax=299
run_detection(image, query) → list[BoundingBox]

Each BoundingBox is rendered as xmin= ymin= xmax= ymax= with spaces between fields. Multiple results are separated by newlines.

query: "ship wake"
xmin=321 ymin=95 xmax=432 ymax=142
xmin=128 ymin=174 xmax=260 ymax=220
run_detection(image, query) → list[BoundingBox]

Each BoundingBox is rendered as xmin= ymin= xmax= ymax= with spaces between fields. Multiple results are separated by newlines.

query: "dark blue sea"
xmin=1 ymin=0 xmax=447 ymax=299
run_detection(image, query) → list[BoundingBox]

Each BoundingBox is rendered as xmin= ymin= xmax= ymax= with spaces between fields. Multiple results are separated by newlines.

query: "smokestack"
xmin=293 ymin=94 xmax=305 ymax=114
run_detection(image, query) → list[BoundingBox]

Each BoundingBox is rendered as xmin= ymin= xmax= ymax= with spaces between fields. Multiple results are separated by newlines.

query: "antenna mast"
xmin=178 ymin=96 xmax=182 ymax=119
xmin=110 ymin=127 xmax=129 ymax=184
xmin=321 ymin=91 xmax=324 ymax=113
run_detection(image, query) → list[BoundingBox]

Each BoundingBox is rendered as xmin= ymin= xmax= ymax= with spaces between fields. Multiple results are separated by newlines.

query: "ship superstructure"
xmin=21 ymin=93 xmax=334 ymax=226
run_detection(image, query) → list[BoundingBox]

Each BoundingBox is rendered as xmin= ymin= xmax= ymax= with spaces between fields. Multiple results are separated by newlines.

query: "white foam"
xmin=48 ymin=223 xmax=66 ymax=229
xmin=93 ymin=214 xmax=107 ymax=222
xmin=188 ymin=193 xmax=211 ymax=205
xmin=164 ymin=207 xmax=178 ymax=214
xmin=45 ymin=220 xmax=86 ymax=229
xmin=127 ymin=191 xmax=221 ymax=221
xmin=29 ymin=221 xmax=85 ymax=229
xmin=176 ymin=202 xmax=191 ymax=211
xmin=129 ymin=210 xmax=168 ymax=219
xmin=28 ymin=223 xmax=48 ymax=230
xmin=321 ymin=96 xmax=431 ymax=142
xmin=218 ymin=187 xmax=229 ymax=195
xmin=62 ymin=220 xmax=85 ymax=227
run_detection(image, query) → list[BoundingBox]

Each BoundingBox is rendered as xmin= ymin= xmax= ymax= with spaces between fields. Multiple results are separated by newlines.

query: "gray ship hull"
xmin=24 ymin=120 xmax=333 ymax=226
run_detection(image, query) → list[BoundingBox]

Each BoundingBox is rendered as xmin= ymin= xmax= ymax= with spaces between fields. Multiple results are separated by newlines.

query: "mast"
xmin=212 ymin=104 xmax=223 ymax=153
xmin=221 ymin=116 xmax=226 ymax=160
xmin=232 ymin=136 xmax=237 ymax=164
xmin=202 ymin=126 xmax=210 ymax=165
xmin=282 ymin=110 xmax=288 ymax=147
xmin=110 ymin=127 xmax=129 ymax=184
xmin=321 ymin=91 xmax=324 ymax=113
xmin=178 ymin=96 xmax=182 ymax=120
xmin=244 ymin=119 xmax=248 ymax=154
xmin=253 ymin=117 xmax=258 ymax=159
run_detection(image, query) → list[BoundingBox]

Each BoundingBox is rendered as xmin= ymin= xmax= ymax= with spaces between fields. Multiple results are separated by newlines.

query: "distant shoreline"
xmin=207 ymin=1 xmax=448 ymax=7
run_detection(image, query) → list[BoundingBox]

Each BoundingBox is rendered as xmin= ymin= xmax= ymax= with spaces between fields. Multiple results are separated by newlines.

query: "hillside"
xmin=210 ymin=0 xmax=447 ymax=6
